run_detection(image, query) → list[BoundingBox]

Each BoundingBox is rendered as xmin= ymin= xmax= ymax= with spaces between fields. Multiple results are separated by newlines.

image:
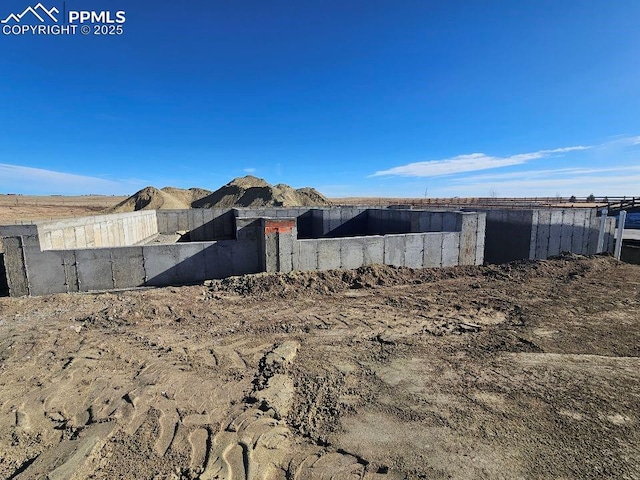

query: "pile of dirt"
xmin=159 ymin=187 xmax=212 ymax=207
xmin=193 ymin=176 xmax=332 ymax=208
xmin=110 ymin=186 xmax=212 ymax=213
xmin=203 ymin=253 xmax=610 ymax=300
xmin=110 ymin=177 xmax=331 ymax=212
xmin=205 ymin=263 xmax=483 ymax=297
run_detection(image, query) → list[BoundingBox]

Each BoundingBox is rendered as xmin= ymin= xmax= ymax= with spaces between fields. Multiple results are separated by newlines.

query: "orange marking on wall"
xmin=265 ymin=220 xmax=295 ymax=234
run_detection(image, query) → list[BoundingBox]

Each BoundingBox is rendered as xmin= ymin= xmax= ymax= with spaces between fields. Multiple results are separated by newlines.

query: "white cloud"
xmin=0 ymin=163 xmax=139 ymax=195
xmin=453 ymin=165 xmax=640 ymax=183
xmin=371 ymin=146 xmax=591 ymax=178
xmin=243 ymin=167 xmax=257 ymax=174
xmin=432 ymin=165 xmax=640 ymax=198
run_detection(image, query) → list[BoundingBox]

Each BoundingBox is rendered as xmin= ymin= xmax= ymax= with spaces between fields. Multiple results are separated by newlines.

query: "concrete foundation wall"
xmin=301 ymin=208 xmax=369 ymax=238
xmin=35 ymin=211 xmax=158 ymax=250
xmin=292 ymin=232 xmax=468 ymax=271
xmin=295 ymin=208 xmax=469 ymax=239
xmin=485 ymin=210 xmax=535 ymax=264
xmin=157 ymin=207 xmax=317 ymax=241
xmin=289 ymin=210 xmax=485 ymax=271
xmin=143 ymin=240 xmax=261 ymax=286
xmin=261 ymin=218 xmax=299 ymax=273
xmin=4 ymin=205 xmax=617 ymax=297
xmin=621 ymin=242 xmax=640 ymax=264
xmin=1 ymin=233 xmax=261 ymax=296
xmin=484 ymin=208 xmax=616 ymax=263
xmin=235 ymin=208 xmax=313 ymax=219
xmin=1 ymin=209 xmax=487 ymax=296
xmin=155 ymin=207 xmax=482 ymax=242
xmin=156 ymin=208 xmax=236 ymax=240
xmin=367 ymin=209 xmax=461 ymax=236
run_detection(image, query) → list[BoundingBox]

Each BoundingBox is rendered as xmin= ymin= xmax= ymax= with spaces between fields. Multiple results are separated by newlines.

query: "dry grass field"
xmin=0 ymin=195 xmax=127 ymax=224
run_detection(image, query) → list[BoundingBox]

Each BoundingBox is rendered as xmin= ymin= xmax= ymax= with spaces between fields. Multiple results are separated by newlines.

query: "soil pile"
xmin=206 ymin=263 xmax=483 ymax=297
xmin=159 ymin=187 xmax=212 ymax=207
xmin=109 ymin=177 xmax=330 ymax=212
xmin=109 ymin=187 xmax=212 ymax=212
xmin=193 ymin=176 xmax=332 ymax=208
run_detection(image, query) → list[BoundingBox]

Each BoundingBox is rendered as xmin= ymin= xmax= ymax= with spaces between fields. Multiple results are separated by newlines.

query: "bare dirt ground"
xmin=0 ymin=196 xmax=127 ymax=224
xmin=0 ymin=255 xmax=639 ymax=479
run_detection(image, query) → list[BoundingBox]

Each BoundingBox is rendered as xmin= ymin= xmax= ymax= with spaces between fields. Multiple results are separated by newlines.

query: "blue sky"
xmin=1 ymin=0 xmax=639 ymax=197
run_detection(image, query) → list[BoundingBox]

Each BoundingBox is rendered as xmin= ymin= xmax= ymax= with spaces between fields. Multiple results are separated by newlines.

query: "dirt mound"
xmin=295 ymin=186 xmax=333 ymax=206
xmin=193 ymin=175 xmax=332 ymax=208
xmin=206 ymin=253 xmax=617 ymax=300
xmin=109 ymin=187 xmax=189 ymax=212
xmin=109 ymin=177 xmax=330 ymax=212
xmin=160 ymin=187 xmax=212 ymax=205
xmin=205 ymin=263 xmax=483 ymax=297
xmin=227 ymin=175 xmax=271 ymax=189
xmin=110 ymin=186 xmax=213 ymax=213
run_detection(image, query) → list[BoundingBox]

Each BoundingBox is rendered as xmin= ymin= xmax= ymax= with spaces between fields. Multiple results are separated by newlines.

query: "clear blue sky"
xmin=1 ymin=0 xmax=639 ymax=197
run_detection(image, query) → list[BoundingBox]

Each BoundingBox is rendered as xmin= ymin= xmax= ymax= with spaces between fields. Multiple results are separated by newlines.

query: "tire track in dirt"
xmin=2 ymin=257 xmax=637 ymax=478
xmin=201 ymin=340 xmax=392 ymax=479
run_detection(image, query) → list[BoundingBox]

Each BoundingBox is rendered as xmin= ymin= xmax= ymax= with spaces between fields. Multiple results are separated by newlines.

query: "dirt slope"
xmin=109 ymin=177 xmax=330 ymax=212
xmin=160 ymin=187 xmax=213 ymax=206
xmin=109 ymin=187 xmax=213 ymax=213
xmin=0 ymin=255 xmax=638 ymax=479
xmin=193 ymin=176 xmax=332 ymax=208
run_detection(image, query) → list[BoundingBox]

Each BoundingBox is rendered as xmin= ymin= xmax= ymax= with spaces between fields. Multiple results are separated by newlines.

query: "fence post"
xmin=614 ymin=211 xmax=626 ymax=260
xmin=596 ymin=208 xmax=608 ymax=253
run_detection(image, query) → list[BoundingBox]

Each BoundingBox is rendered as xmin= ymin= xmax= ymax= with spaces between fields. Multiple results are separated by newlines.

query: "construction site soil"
xmin=0 ymin=254 xmax=639 ymax=479
xmin=110 ymin=177 xmax=332 ymax=213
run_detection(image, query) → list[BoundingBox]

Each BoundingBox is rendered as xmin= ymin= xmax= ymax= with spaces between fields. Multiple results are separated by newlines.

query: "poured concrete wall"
xmin=3 ymin=205 xmax=615 ymax=298
xmin=154 ymin=207 xmax=482 ymax=242
xmin=156 ymin=207 xmax=317 ymax=240
xmin=1 ymin=208 xmax=488 ymax=296
xmin=531 ymin=209 xmax=615 ymax=258
xmin=260 ymin=218 xmax=299 ymax=273
xmin=292 ymin=232 xmax=464 ymax=272
xmin=14 ymin=205 xmax=619 ymax=297
xmin=621 ymin=242 xmax=640 ymax=264
xmin=484 ymin=208 xmax=616 ymax=264
xmin=293 ymin=208 xmax=468 ymax=239
xmin=367 ymin=209 xmax=461 ymax=236
xmin=289 ymin=211 xmax=486 ymax=272
xmin=484 ymin=210 xmax=535 ymax=264
xmin=256 ymin=210 xmax=485 ymax=273
xmin=156 ymin=209 xmax=236 ymax=240
xmin=300 ymin=208 xmax=368 ymax=238
xmin=1 ymin=226 xmax=260 ymax=296
xmin=36 ymin=211 xmax=157 ymax=250
xmin=0 ymin=214 xmax=261 ymax=295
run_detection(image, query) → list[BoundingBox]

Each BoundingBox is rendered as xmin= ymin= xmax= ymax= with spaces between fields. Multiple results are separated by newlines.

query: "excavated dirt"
xmin=110 ymin=176 xmax=331 ymax=213
xmin=110 ymin=187 xmax=213 ymax=213
xmin=193 ymin=176 xmax=332 ymax=209
xmin=0 ymin=255 xmax=639 ymax=479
